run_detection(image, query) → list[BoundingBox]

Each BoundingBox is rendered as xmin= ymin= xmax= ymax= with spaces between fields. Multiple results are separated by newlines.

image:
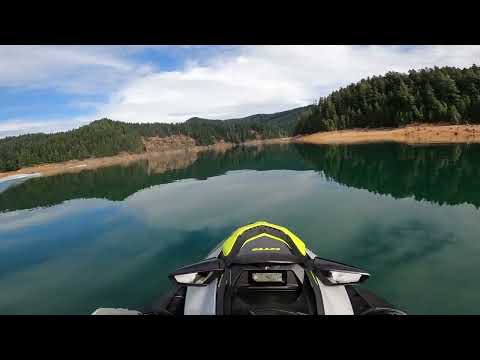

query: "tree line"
xmin=294 ymin=65 xmax=480 ymax=135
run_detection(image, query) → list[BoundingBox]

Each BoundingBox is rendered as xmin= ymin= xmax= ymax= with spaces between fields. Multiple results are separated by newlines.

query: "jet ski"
xmin=93 ymin=221 xmax=406 ymax=315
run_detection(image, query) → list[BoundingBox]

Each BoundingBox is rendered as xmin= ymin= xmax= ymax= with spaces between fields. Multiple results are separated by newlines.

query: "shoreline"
xmin=295 ymin=124 xmax=480 ymax=145
xmin=3 ymin=124 xmax=479 ymax=180
xmin=0 ymin=173 xmax=42 ymax=183
xmin=0 ymin=137 xmax=291 ymax=180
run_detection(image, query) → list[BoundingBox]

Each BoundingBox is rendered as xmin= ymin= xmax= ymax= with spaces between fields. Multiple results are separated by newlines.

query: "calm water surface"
xmin=1 ymin=143 xmax=480 ymax=314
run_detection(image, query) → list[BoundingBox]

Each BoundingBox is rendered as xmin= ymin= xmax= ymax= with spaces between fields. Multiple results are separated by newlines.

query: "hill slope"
xmin=185 ymin=106 xmax=308 ymax=131
xmin=294 ymin=65 xmax=480 ymax=135
xmin=0 ymin=106 xmax=309 ymax=172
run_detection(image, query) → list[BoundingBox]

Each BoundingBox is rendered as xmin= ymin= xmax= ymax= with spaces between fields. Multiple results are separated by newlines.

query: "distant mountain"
xmin=227 ymin=106 xmax=310 ymax=133
xmin=0 ymin=106 xmax=310 ymax=172
xmin=186 ymin=106 xmax=309 ymax=132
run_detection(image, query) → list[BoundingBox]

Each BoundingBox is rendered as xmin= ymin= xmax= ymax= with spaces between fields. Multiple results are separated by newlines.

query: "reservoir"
xmin=1 ymin=143 xmax=479 ymax=314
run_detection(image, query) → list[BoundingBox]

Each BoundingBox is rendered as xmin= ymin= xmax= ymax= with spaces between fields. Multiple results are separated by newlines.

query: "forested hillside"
xmin=0 ymin=107 xmax=308 ymax=171
xmin=295 ymin=65 xmax=480 ymax=135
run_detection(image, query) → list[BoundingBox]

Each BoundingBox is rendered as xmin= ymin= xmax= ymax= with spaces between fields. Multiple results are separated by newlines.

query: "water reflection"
xmin=2 ymin=143 xmax=480 ymax=213
xmin=297 ymin=143 xmax=480 ymax=207
xmin=1 ymin=143 xmax=480 ymax=314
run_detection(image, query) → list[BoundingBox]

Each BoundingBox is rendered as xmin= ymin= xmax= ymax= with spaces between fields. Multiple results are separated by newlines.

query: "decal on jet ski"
xmin=251 ymin=247 xmax=281 ymax=251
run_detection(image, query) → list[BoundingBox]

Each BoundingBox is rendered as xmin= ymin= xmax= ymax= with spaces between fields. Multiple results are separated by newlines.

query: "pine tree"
xmin=448 ymin=105 xmax=461 ymax=124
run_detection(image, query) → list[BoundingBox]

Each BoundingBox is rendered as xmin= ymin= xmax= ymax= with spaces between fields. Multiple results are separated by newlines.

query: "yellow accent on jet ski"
xmin=222 ymin=221 xmax=306 ymax=257
xmin=240 ymin=233 xmax=292 ymax=250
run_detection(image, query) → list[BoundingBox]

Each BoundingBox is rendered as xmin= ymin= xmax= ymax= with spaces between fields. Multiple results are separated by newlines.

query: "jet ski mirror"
xmin=312 ymin=257 xmax=370 ymax=285
xmin=169 ymin=258 xmax=224 ymax=287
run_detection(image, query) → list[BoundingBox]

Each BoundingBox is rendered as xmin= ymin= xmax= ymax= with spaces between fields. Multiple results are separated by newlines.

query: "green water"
xmin=1 ymin=143 xmax=480 ymax=314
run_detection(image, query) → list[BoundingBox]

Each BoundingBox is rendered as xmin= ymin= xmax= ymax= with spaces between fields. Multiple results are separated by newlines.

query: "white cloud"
xmin=99 ymin=45 xmax=480 ymax=123
xmin=3 ymin=45 xmax=480 ymax=135
xmin=0 ymin=45 xmax=152 ymax=94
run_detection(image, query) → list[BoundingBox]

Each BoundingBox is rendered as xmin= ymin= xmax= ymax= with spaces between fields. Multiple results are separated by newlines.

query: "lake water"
xmin=1 ymin=143 xmax=480 ymax=314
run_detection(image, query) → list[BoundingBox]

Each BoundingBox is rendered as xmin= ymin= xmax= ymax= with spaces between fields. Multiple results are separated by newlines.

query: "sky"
xmin=1 ymin=45 xmax=480 ymax=138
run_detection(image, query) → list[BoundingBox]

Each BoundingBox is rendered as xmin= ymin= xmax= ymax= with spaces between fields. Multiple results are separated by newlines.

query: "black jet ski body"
xmin=93 ymin=221 xmax=406 ymax=315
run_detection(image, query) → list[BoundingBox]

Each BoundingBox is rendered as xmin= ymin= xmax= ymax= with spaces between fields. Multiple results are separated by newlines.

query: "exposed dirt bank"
xmin=295 ymin=124 xmax=480 ymax=145
xmin=242 ymin=137 xmax=292 ymax=146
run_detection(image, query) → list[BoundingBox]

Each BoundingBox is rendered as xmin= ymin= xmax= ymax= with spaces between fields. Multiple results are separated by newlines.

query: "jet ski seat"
xmin=221 ymin=221 xmax=308 ymax=266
